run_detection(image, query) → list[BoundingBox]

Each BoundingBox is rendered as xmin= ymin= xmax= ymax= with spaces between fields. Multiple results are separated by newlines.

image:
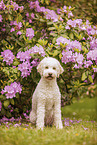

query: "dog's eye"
xmin=45 ymin=66 xmax=48 ymax=69
xmin=53 ymin=67 xmax=56 ymax=70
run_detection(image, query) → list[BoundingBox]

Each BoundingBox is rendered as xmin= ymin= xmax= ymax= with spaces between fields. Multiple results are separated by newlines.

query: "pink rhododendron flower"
xmin=29 ymin=45 xmax=45 ymax=57
xmin=87 ymin=49 xmax=97 ymax=63
xmin=56 ymin=37 xmax=82 ymax=51
xmin=62 ymin=50 xmax=73 ymax=64
xmin=31 ymin=13 xmax=35 ymax=19
xmin=1 ymin=82 xmax=22 ymax=99
xmin=17 ymin=50 xmax=31 ymax=62
xmin=90 ymin=38 xmax=97 ymax=50
xmin=84 ymin=60 xmax=93 ymax=68
xmin=31 ymin=59 xmax=39 ymax=67
xmin=18 ymin=61 xmax=32 ymax=78
xmin=17 ymin=31 xmax=22 ymax=35
xmin=10 ymin=28 xmax=15 ymax=32
xmin=66 ymin=19 xmax=82 ymax=28
xmin=93 ymin=68 xmax=97 ymax=72
xmin=0 ymin=15 xmax=3 ymax=22
xmin=26 ymin=28 xmax=34 ymax=40
xmin=1 ymin=50 xmax=15 ymax=65
xmin=0 ymin=0 xmax=6 ymax=10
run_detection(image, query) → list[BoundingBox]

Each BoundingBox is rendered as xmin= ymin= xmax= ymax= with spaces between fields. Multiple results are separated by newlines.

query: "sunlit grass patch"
xmin=0 ymin=122 xmax=97 ymax=145
xmin=62 ymin=97 xmax=97 ymax=121
xmin=0 ymin=97 xmax=97 ymax=145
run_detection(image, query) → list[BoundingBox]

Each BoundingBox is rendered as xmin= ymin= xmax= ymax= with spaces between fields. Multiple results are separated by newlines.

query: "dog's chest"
xmin=45 ymin=93 xmax=54 ymax=110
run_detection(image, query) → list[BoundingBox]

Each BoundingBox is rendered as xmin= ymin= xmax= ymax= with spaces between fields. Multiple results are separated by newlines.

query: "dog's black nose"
xmin=48 ymin=73 xmax=52 ymax=76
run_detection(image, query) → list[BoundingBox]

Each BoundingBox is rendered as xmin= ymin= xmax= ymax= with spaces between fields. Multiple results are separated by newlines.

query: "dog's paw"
xmin=56 ymin=122 xmax=63 ymax=129
xmin=37 ymin=125 xmax=44 ymax=130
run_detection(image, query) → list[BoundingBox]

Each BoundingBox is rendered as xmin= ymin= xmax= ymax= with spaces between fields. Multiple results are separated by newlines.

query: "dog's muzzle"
xmin=45 ymin=73 xmax=54 ymax=80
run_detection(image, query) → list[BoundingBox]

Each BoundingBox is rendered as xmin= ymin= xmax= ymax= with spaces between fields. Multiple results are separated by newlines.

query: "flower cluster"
xmin=17 ymin=45 xmax=45 ymax=77
xmin=0 ymin=116 xmax=22 ymax=123
xmin=90 ymin=38 xmax=97 ymax=50
xmin=65 ymin=19 xmax=82 ymax=29
xmin=26 ymin=12 xmax=35 ymax=23
xmin=29 ymin=0 xmax=59 ymax=22
xmin=73 ymin=53 xmax=84 ymax=68
xmin=0 ymin=0 xmax=6 ymax=10
xmin=56 ymin=36 xmax=82 ymax=51
xmin=84 ymin=60 xmax=93 ymax=68
xmin=26 ymin=28 xmax=34 ymax=40
xmin=56 ymin=36 xmax=85 ymax=68
xmin=1 ymin=82 xmax=22 ymax=99
xmin=62 ymin=50 xmax=74 ymax=64
xmin=18 ymin=61 xmax=32 ymax=78
xmin=31 ymin=59 xmax=39 ymax=67
xmin=66 ymin=19 xmax=97 ymax=36
xmin=0 ymin=0 xmax=24 ymax=23
xmin=57 ymin=36 xmax=96 ymax=69
xmin=57 ymin=5 xmax=73 ymax=18
xmin=10 ymin=21 xmax=22 ymax=34
xmin=16 ymin=50 xmax=31 ymax=62
xmin=29 ymin=45 xmax=46 ymax=57
xmin=93 ymin=68 xmax=97 ymax=72
xmin=29 ymin=1 xmax=41 ymax=12
xmin=63 ymin=6 xmax=73 ymax=18
xmin=10 ymin=21 xmax=22 ymax=29
xmin=62 ymin=51 xmax=84 ymax=68
xmin=86 ymin=23 xmax=97 ymax=36
xmin=87 ymin=49 xmax=97 ymax=65
xmin=10 ymin=0 xmax=24 ymax=11
xmin=43 ymin=8 xmax=59 ymax=22
xmin=56 ymin=36 xmax=70 ymax=45
xmin=1 ymin=50 xmax=15 ymax=65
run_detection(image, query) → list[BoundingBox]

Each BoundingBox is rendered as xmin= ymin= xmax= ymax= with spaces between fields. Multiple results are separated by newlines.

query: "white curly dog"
xmin=29 ymin=57 xmax=64 ymax=130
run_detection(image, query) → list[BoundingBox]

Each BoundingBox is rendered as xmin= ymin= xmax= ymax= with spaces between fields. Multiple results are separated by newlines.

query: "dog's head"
xmin=37 ymin=57 xmax=64 ymax=80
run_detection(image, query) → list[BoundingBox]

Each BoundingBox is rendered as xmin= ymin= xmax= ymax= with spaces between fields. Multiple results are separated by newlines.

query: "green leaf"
xmin=82 ymin=46 xmax=89 ymax=53
xmin=59 ymin=53 xmax=62 ymax=59
xmin=13 ymin=60 xmax=19 ymax=66
xmin=41 ymin=0 xmax=44 ymax=4
xmin=11 ymin=99 xmax=14 ymax=105
xmin=81 ymin=72 xmax=87 ymax=81
xmin=16 ymin=14 xmax=23 ymax=23
xmin=8 ymin=14 xmax=12 ymax=21
xmin=69 ymin=32 xmax=74 ymax=39
xmin=48 ymin=27 xmax=56 ymax=31
xmin=52 ymin=38 xmax=56 ymax=44
xmin=0 ymin=55 xmax=3 ymax=60
xmin=45 ymin=0 xmax=50 ymax=5
xmin=88 ymin=75 xmax=93 ymax=83
xmin=47 ymin=22 xmax=53 ymax=25
xmin=4 ymin=100 xmax=10 ymax=107
xmin=39 ymin=19 xmax=45 ymax=22
xmin=38 ymin=39 xmax=48 ymax=46
xmin=0 ymin=95 xmax=4 ymax=99
xmin=50 ymin=33 xmax=57 ymax=37
xmin=53 ymin=50 xmax=60 ymax=57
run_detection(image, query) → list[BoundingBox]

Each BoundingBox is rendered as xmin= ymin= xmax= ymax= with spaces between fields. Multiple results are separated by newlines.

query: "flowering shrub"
xmin=1 ymin=82 xmax=22 ymax=99
xmin=0 ymin=0 xmax=97 ymax=119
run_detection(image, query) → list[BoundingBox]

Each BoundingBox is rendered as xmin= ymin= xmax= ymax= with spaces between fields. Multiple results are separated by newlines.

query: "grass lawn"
xmin=0 ymin=97 xmax=97 ymax=145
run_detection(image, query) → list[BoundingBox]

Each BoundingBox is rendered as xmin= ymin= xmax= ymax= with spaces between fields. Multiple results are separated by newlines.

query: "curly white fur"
xmin=29 ymin=57 xmax=64 ymax=130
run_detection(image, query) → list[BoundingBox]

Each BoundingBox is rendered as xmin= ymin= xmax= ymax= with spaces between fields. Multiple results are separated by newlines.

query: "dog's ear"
xmin=37 ymin=60 xmax=43 ymax=76
xmin=57 ymin=62 xmax=64 ymax=78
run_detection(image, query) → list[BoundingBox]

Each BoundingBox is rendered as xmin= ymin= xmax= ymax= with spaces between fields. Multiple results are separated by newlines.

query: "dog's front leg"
xmin=36 ymin=99 xmax=45 ymax=130
xmin=54 ymin=98 xmax=63 ymax=129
